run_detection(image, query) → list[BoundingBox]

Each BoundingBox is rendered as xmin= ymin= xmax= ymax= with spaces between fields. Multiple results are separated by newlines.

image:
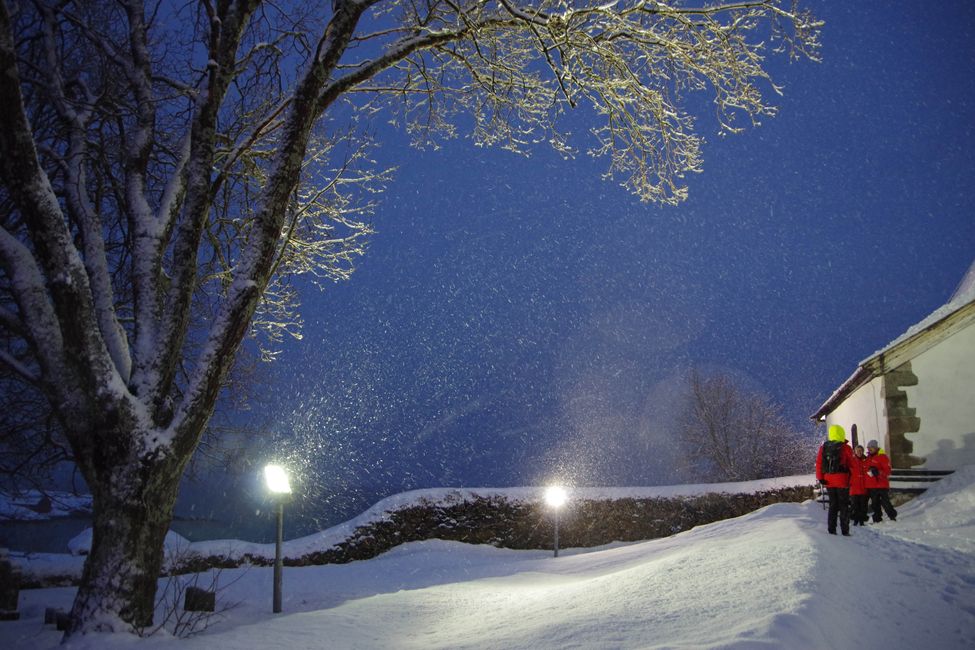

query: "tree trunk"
xmin=66 ymin=449 xmax=182 ymax=636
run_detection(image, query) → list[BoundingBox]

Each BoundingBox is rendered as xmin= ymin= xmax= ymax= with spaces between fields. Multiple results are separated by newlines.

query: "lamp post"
xmin=264 ymin=464 xmax=292 ymax=613
xmin=545 ymin=485 xmax=567 ymax=558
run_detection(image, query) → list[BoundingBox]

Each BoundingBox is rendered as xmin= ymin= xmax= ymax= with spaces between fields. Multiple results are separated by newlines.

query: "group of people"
xmin=815 ymin=424 xmax=898 ymax=536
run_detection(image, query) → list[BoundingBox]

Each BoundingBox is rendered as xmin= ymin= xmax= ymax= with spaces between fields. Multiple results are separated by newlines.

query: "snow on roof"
xmin=813 ymin=260 xmax=975 ymax=419
xmin=862 ymin=260 xmax=975 ymax=364
xmin=949 ymin=257 xmax=975 ymax=301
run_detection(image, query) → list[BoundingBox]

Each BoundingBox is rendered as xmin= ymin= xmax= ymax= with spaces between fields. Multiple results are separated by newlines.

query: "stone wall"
xmin=18 ymin=486 xmax=814 ymax=587
xmin=175 ymin=486 xmax=813 ymax=573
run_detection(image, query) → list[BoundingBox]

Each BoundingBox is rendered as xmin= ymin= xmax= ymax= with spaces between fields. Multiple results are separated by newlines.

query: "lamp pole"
xmin=545 ymin=486 xmax=567 ymax=558
xmin=264 ymin=464 xmax=292 ymax=614
xmin=553 ymin=506 xmax=560 ymax=558
xmin=273 ymin=498 xmax=284 ymax=613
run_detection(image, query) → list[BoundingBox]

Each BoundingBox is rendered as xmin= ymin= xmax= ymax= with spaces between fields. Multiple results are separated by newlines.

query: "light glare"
xmin=545 ymin=485 xmax=567 ymax=508
xmin=264 ymin=464 xmax=292 ymax=494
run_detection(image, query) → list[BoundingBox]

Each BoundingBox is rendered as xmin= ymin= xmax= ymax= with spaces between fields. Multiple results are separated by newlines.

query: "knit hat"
xmin=866 ymin=439 xmax=879 ymax=449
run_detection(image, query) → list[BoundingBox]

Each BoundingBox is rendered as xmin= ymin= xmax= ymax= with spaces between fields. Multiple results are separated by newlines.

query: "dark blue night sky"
xmin=188 ymin=2 xmax=975 ymax=537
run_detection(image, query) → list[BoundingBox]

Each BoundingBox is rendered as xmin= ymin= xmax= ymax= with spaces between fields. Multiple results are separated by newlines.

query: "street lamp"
xmin=545 ymin=485 xmax=568 ymax=558
xmin=264 ymin=464 xmax=292 ymax=613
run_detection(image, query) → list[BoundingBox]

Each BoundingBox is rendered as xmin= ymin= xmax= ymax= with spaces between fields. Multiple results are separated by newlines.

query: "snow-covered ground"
xmin=3 ymin=468 xmax=974 ymax=649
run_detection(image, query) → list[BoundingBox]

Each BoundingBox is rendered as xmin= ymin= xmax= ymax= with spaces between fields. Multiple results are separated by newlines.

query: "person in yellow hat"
xmin=815 ymin=424 xmax=854 ymax=535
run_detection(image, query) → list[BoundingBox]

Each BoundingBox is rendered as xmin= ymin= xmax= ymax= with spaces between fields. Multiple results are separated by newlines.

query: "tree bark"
xmin=66 ymin=438 xmax=182 ymax=634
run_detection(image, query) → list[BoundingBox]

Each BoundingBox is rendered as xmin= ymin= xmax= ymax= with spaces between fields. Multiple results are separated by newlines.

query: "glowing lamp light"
xmin=263 ymin=463 xmax=292 ymax=613
xmin=544 ymin=485 xmax=568 ymax=557
xmin=264 ymin=464 xmax=292 ymax=494
xmin=545 ymin=485 xmax=568 ymax=509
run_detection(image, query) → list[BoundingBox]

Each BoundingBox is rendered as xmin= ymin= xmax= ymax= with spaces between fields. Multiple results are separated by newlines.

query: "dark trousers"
xmin=850 ymin=494 xmax=869 ymax=525
xmin=868 ymin=488 xmax=898 ymax=522
xmin=826 ymin=487 xmax=850 ymax=534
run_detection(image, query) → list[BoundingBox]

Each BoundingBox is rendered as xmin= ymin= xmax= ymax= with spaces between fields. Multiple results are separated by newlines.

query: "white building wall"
xmin=903 ymin=322 xmax=975 ymax=469
xmin=825 ymin=376 xmax=886 ymax=449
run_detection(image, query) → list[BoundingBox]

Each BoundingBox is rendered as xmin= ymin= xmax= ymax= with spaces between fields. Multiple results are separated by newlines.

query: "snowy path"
xmin=4 ymin=472 xmax=975 ymax=649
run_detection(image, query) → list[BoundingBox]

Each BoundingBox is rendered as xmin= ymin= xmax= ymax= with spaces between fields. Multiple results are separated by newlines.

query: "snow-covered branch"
xmin=35 ymin=3 xmax=134 ymax=383
xmin=165 ymin=2 xmax=369 ymax=450
xmin=114 ymin=0 xmax=165 ymax=393
xmin=0 ymin=6 xmax=109 ymax=399
xmin=0 ymin=225 xmax=65 ymax=389
xmin=147 ymin=0 xmax=263 ymax=421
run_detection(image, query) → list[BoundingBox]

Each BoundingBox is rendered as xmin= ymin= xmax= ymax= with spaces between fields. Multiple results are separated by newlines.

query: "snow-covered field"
xmin=3 ymin=468 xmax=974 ymax=649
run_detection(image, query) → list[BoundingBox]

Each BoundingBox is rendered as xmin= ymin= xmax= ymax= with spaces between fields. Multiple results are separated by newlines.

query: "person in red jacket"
xmin=865 ymin=439 xmax=898 ymax=523
xmin=848 ymin=445 xmax=869 ymax=526
xmin=816 ymin=424 xmax=855 ymax=536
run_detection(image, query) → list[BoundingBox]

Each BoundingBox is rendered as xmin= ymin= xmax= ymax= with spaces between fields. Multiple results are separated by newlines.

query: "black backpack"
xmin=821 ymin=440 xmax=845 ymax=474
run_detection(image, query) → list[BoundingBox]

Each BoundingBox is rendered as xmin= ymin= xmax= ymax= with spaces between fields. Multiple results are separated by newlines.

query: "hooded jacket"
xmin=865 ymin=448 xmax=892 ymax=489
xmin=849 ymin=451 xmax=869 ymax=496
xmin=816 ymin=424 xmax=854 ymax=489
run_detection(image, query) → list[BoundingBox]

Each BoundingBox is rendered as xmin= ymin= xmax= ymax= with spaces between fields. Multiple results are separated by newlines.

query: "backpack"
xmin=821 ymin=440 xmax=845 ymax=474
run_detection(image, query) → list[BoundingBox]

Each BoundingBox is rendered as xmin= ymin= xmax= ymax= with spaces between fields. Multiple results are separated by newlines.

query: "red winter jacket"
xmin=865 ymin=450 xmax=892 ymax=489
xmin=816 ymin=442 xmax=854 ymax=488
xmin=849 ymin=453 xmax=869 ymax=496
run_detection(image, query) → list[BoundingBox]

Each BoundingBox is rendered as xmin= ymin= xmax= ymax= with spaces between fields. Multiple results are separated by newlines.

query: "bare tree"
xmin=0 ymin=0 xmax=821 ymax=637
xmin=677 ymin=369 xmax=813 ymax=482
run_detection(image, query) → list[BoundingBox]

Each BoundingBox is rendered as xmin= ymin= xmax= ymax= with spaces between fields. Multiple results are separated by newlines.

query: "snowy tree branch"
xmin=0 ymin=224 xmax=65 ymax=391
xmin=167 ymin=1 xmax=371 ymax=451
xmin=0 ymin=4 xmax=117 ymax=406
xmin=114 ymin=0 xmax=165 ymax=394
xmin=149 ymin=0 xmax=263 ymax=425
xmin=35 ymin=2 xmax=134 ymax=383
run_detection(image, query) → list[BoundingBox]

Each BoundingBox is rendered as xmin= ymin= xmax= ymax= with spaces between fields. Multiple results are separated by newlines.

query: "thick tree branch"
xmin=36 ymin=3 xmax=134 ymax=383
xmin=115 ymin=0 xmax=164 ymax=394
xmin=167 ymin=1 xmax=371 ymax=452
xmin=148 ymin=0 xmax=263 ymax=424
xmin=0 ymin=225 xmax=65 ymax=393
xmin=0 ymin=3 xmax=120 ymax=414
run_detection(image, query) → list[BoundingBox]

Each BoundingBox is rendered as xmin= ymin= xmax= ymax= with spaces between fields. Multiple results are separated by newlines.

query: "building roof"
xmin=811 ymin=260 xmax=975 ymax=421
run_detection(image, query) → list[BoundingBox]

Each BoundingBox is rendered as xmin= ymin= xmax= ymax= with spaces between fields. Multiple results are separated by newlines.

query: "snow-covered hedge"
xmin=170 ymin=477 xmax=815 ymax=574
xmin=13 ymin=476 xmax=816 ymax=587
